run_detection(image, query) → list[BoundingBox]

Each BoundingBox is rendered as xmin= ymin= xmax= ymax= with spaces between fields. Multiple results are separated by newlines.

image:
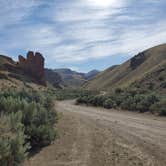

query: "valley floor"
xmin=24 ymin=100 xmax=166 ymax=166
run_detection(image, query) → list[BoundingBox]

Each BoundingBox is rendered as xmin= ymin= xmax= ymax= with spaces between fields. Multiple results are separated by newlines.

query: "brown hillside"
xmin=0 ymin=52 xmax=46 ymax=90
xmin=85 ymin=44 xmax=166 ymax=91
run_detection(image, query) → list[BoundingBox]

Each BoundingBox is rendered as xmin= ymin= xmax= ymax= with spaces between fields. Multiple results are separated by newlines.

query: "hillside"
xmin=84 ymin=70 xmax=100 ymax=80
xmin=130 ymin=60 xmax=166 ymax=95
xmin=0 ymin=52 xmax=47 ymax=90
xmin=54 ymin=68 xmax=99 ymax=88
xmin=44 ymin=69 xmax=63 ymax=88
xmin=85 ymin=44 xmax=166 ymax=92
xmin=0 ymin=53 xmax=99 ymax=89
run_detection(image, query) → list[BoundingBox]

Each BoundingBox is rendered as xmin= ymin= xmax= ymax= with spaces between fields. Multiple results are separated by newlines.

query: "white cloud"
xmin=0 ymin=0 xmax=43 ymax=30
xmin=0 ymin=0 xmax=166 ymax=68
xmin=1 ymin=25 xmax=62 ymax=50
xmin=85 ymin=0 xmax=127 ymax=8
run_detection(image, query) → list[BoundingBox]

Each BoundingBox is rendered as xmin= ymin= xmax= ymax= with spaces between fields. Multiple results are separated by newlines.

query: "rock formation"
xmin=18 ymin=51 xmax=46 ymax=85
xmin=130 ymin=52 xmax=146 ymax=69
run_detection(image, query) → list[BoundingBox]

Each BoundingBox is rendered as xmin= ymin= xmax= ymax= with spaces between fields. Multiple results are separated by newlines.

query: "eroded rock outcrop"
xmin=18 ymin=51 xmax=46 ymax=85
xmin=130 ymin=52 xmax=146 ymax=69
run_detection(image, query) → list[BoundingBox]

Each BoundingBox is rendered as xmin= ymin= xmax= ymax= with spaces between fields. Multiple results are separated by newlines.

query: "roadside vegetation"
xmin=0 ymin=89 xmax=57 ymax=166
xmin=77 ymin=87 xmax=166 ymax=116
xmin=46 ymin=88 xmax=98 ymax=100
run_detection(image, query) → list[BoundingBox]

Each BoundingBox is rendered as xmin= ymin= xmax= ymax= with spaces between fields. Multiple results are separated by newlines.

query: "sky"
xmin=0 ymin=0 xmax=166 ymax=72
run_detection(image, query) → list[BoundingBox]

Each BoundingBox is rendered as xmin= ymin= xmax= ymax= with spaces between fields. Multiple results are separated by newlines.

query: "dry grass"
xmin=85 ymin=44 xmax=166 ymax=91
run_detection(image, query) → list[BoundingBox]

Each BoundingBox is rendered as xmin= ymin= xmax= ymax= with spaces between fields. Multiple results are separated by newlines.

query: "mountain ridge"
xmin=53 ymin=68 xmax=100 ymax=88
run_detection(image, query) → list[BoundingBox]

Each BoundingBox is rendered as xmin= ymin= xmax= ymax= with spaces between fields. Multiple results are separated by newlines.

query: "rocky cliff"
xmin=18 ymin=51 xmax=46 ymax=85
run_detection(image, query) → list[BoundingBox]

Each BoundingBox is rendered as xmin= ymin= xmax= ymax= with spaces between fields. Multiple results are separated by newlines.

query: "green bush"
xmin=120 ymin=96 xmax=134 ymax=110
xmin=48 ymin=89 xmax=98 ymax=101
xmin=150 ymin=99 xmax=166 ymax=115
xmin=77 ymin=95 xmax=107 ymax=107
xmin=21 ymin=102 xmax=56 ymax=147
xmin=0 ymin=111 xmax=29 ymax=166
xmin=0 ymin=89 xmax=57 ymax=165
xmin=90 ymin=96 xmax=105 ymax=106
xmin=103 ymin=99 xmax=116 ymax=109
xmin=76 ymin=89 xmax=166 ymax=115
xmin=115 ymin=88 xmax=123 ymax=94
xmin=134 ymin=94 xmax=159 ymax=112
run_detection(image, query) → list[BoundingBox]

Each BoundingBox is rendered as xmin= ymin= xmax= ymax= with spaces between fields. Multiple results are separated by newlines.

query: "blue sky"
xmin=0 ymin=0 xmax=166 ymax=72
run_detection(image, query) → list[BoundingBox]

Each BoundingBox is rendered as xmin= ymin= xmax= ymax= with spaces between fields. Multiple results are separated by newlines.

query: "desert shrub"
xmin=78 ymin=95 xmax=108 ymax=107
xmin=135 ymin=94 xmax=159 ymax=112
xmin=0 ymin=97 xmax=25 ymax=113
xmin=21 ymin=101 xmax=56 ymax=148
xmin=159 ymin=107 xmax=166 ymax=116
xmin=77 ymin=88 xmax=163 ymax=115
xmin=119 ymin=94 xmax=159 ymax=112
xmin=77 ymin=95 xmax=88 ymax=104
xmin=111 ymin=95 xmax=123 ymax=106
xmin=0 ymin=111 xmax=29 ymax=166
xmin=115 ymin=88 xmax=123 ymax=94
xmin=0 ymin=89 xmax=57 ymax=164
xmin=90 ymin=95 xmax=105 ymax=106
xmin=49 ymin=89 xmax=98 ymax=101
xmin=160 ymin=82 xmax=166 ymax=88
xmin=150 ymin=99 xmax=166 ymax=116
xmin=76 ymin=96 xmax=85 ymax=104
xmin=120 ymin=96 xmax=134 ymax=110
xmin=159 ymin=76 xmax=164 ymax=81
xmin=103 ymin=98 xmax=117 ymax=109
xmin=148 ymin=82 xmax=154 ymax=90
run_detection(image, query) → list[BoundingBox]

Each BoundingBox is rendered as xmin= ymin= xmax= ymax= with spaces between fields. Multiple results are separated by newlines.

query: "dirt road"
xmin=25 ymin=100 xmax=166 ymax=166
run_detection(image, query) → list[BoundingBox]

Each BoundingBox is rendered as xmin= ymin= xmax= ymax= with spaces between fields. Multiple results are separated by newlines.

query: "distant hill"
xmin=54 ymin=68 xmax=99 ymax=88
xmin=85 ymin=44 xmax=166 ymax=93
xmin=44 ymin=69 xmax=63 ymax=88
xmin=84 ymin=70 xmax=100 ymax=80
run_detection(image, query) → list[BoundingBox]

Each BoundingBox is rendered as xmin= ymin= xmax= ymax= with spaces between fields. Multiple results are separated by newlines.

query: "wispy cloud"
xmin=0 ymin=0 xmax=43 ymax=29
xmin=0 ymin=0 xmax=166 ymax=70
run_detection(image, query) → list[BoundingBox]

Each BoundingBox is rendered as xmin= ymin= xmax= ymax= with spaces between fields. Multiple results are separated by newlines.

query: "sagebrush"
xmin=0 ymin=89 xmax=57 ymax=165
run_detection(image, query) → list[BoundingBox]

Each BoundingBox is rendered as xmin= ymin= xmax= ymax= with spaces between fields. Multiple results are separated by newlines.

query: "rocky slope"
xmin=0 ymin=51 xmax=47 ymax=90
xmin=18 ymin=51 xmax=46 ymax=85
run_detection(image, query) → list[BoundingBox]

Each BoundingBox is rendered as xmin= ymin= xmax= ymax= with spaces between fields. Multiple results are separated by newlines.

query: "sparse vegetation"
xmin=46 ymin=88 xmax=98 ymax=101
xmin=0 ymin=111 xmax=29 ymax=166
xmin=77 ymin=88 xmax=166 ymax=116
xmin=0 ymin=89 xmax=57 ymax=165
xmin=150 ymin=99 xmax=166 ymax=116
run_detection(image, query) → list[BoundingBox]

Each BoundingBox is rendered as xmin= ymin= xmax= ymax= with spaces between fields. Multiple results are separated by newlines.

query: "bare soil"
xmin=24 ymin=100 xmax=166 ymax=166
